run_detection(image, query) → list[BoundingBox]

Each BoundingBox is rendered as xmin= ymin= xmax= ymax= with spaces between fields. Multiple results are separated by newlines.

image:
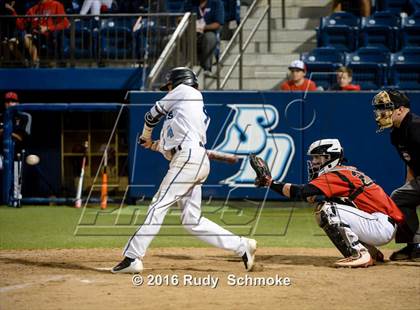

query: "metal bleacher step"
xmin=243 ymin=17 xmax=319 ymax=30
xmin=217 ymin=65 xmax=289 ymax=78
xmin=204 ymin=77 xmax=282 ymax=90
xmin=222 ymin=53 xmax=299 ymax=66
xmin=213 ymin=0 xmax=330 ymax=90
xmin=221 ymin=40 xmax=315 ymax=54
xmin=239 ymin=29 xmax=316 ymax=42
xmin=253 ymin=5 xmax=330 ymax=19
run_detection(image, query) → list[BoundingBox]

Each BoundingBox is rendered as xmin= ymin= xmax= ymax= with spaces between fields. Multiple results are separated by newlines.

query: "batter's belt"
xmin=170 ymin=141 xmax=204 ymax=155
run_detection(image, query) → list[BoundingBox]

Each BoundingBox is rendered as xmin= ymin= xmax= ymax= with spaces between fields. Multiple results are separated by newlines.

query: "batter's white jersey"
xmin=149 ymin=84 xmax=210 ymax=151
xmin=123 ymin=83 xmax=249 ymax=261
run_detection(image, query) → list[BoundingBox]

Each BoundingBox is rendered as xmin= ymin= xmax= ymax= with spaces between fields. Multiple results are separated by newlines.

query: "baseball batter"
xmin=112 ymin=67 xmax=257 ymax=273
xmin=250 ymin=139 xmax=404 ymax=267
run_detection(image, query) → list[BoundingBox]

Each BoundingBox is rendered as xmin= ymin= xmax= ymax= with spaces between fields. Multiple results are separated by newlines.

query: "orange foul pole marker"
xmin=100 ymin=149 xmax=108 ymax=209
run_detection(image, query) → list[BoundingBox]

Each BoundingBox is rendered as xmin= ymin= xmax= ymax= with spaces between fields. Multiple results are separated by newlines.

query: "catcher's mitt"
xmin=249 ymin=154 xmax=272 ymax=187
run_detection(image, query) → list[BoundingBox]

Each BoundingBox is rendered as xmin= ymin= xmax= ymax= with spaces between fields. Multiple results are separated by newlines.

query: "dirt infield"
xmin=0 ymin=248 xmax=419 ymax=310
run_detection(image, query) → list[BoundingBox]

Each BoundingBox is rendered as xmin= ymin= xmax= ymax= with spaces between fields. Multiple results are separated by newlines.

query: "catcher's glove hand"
xmin=249 ymin=154 xmax=272 ymax=187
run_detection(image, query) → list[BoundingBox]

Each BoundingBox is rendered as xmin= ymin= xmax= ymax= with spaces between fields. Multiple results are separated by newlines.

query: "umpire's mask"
xmin=372 ymin=90 xmax=410 ymax=132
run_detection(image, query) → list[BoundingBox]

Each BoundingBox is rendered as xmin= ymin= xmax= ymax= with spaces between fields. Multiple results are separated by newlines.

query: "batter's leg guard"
xmin=316 ymin=203 xmax=363 ymax=258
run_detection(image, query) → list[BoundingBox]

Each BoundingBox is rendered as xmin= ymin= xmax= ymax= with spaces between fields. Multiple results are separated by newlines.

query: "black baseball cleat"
xmin=410 ymin=244 xmax=420 ymax=262
xmin=389 ymin=244 xmax=418 ymax=261
xmin=241 ymin=238 xmax=257 ymax=271
xmin=111 ymin=257 xmax=143 ymax=274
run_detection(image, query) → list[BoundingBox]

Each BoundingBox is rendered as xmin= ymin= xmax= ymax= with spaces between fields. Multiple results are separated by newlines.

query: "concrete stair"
xmin=203 ymin=0 xmax=332 ymax=90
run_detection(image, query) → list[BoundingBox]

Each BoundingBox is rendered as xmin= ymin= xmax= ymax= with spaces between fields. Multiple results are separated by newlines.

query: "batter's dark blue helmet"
xmin=160 ymin=67 xmax=198 ymax=91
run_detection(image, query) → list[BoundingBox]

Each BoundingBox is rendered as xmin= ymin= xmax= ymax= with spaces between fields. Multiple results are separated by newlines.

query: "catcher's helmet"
xmin=307 ymin=139 xmax=344 ymax=180
xmin=160 ymin=67 xmax=198 ymax=91
xmin=372 ymin=89 xmax=410 ymax=132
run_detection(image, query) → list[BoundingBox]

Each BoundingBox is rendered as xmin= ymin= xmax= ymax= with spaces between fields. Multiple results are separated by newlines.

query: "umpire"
xmin=372 ymin=89 xmax=420 ymax=261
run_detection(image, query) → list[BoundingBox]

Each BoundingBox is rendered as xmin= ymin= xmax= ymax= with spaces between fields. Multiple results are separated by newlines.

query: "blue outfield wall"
xmin=2 ymin=92 xmax=419 ymax=204
xmin=128 ymin=91 xmax=420 ymax=200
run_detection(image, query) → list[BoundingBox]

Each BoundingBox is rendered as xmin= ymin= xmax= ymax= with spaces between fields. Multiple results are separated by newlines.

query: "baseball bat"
xmin=100 ymin=149 xmax=108 ymax=210
xmin=206 ymin=150 xmax=239 ymax=164
xmin=75 ymin=141 xmax=88 ymax=208
xmin=146 ymin=140 xmax=238 ymax=164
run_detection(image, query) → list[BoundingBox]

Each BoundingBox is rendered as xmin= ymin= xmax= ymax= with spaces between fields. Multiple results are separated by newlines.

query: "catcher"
xmin=249 ymin=138 xmax=404 ymax=267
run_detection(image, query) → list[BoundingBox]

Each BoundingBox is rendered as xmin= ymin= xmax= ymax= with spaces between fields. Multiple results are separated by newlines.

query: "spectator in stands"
xmin=0 ymin=0 xmax=17 ymax=40
xmin=186 ymin=0 xmax=225 ymax=75
xmin=332 ymin=0 xmax=371 ymax=17
xmin=16 ymin=0 xmax=70 ymax=66
xmin=280 ymin=60 xmax=317 ymax=91
xmin=221 ymin=0 xmax=240 ymax=40
xmin=79 ymin=0 xmax=113 ymax=15
xmin=13 ymin=0 xmax=37 ymax=15
xmin=0 ymin=0 xmax=24 ymax=65
xmin=330 ymin=66 xmax=361 ymax=91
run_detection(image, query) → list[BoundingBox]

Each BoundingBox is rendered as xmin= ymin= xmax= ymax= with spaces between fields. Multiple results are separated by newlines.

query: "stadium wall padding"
xmin=128 ymin=91 xmax=420 ymax=200
xmin=0 ymin=68 xmax=145 ymax=91
xmin=1 ymin=92 xmax=419 ymax=204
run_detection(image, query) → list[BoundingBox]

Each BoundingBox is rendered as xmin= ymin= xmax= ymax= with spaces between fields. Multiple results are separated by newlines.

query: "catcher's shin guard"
xmin=316 ymin=203 xmax=358 ymax=258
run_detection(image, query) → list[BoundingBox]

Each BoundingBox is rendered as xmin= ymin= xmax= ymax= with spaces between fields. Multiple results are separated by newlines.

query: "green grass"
xmin=0 ymin=202 xmax=402 ymax=250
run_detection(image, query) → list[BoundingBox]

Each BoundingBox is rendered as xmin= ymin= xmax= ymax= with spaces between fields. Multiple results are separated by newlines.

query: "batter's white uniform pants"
xmin=123 ymin=145 xmax=248 ymax=259
xmin=319 ymin=202 xmax=397 ymax=253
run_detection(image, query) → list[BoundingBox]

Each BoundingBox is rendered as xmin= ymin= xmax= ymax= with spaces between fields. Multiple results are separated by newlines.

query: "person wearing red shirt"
xmin=0 ymin=0 xmax=25 ymax=64
xmin=251 ymin=139 xmax=403 ymax=268
xmin=17 ymin=0 xmax=70 ymax=66
xmin=280 ymin=60 xmax=317 ymax=91
xmin=330 ymin=66 xmax=361 ymax=91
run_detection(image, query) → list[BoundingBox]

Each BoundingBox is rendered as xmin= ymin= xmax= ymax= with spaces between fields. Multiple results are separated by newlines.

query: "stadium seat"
xmin=63 ymin=20 xmax=98 ymax=59
xmin=100 ymin=20 xmax=133 ymax=60
xmin=301 ymin=47 xmax=345 ymax=89
xmin=401 ymin=12 xmax=420 ymax=48
xmin=346 ymin=47 xmax=391 ymax=89
xmin=317 ymin=12 xmax=360 ymax=51
xmin=221 ymin=0 xmax=240 ymax=40
xmin=390 ymin=47 xmax=420 ymax=89
xmin=360 ymin=11 xmax=400 ymax=51
xmin=133 ymin=19 xmax=172 ymax=60
xmin=223 ymin=0 xmax=240 ymax=24
xmin=410 ymin=0 xmax=420 ymax=12
xmin=376 ymin=0 xmax=410 ymax=15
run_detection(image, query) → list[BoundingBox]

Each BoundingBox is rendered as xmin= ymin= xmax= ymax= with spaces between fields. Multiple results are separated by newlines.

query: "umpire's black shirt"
xmin=391 ymin=112 xmax=420 ymax=177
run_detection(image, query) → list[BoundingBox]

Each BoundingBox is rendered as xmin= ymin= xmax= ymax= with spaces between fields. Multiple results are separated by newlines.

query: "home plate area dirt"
xmin=0 ymin=248 xmax=419 ymax=310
